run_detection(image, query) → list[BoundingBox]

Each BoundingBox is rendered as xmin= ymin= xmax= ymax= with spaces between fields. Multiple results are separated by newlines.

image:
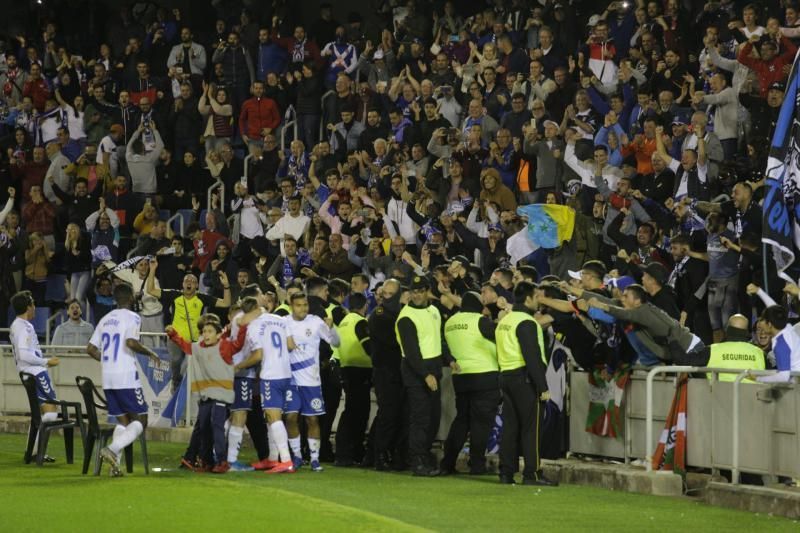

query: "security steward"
xmin=673 ymin=314 xmax=765 ymax=381
xmin=396 ymin=275 xmax=454 ymax=477
xmin=440 ymin=291 xmax=500 ymax=475
xmin=495 ymin=281 xmax=557 ymax=486
xmin=369 ymin=279 xmax=408 ymax=471
xmin=334 ymin=293 xmax=373 ymax=466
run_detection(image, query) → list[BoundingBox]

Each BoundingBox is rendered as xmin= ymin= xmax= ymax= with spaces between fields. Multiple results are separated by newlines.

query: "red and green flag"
xmin=585 ymin=365 xmax=630 ymax=439
xmin=652 ymin=374 xmax=688 ymax=476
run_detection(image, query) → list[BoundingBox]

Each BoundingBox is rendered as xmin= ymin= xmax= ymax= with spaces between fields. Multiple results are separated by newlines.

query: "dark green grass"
xmin=0 ymin=433 xmax=795 ymax=532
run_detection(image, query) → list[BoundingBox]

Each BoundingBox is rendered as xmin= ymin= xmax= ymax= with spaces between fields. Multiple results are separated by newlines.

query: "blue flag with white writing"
xmin=763 ymin=49 xmax=800 ymax=282
xmin=160 ymin=374 xmax=187 ymax=427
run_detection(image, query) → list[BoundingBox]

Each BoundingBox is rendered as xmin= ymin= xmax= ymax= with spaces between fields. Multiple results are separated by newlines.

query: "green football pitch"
xmin=0 ymin=433 xmax=795 ymax=532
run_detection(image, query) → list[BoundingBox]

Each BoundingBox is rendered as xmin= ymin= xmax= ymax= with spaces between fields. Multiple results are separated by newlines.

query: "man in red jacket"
xmin=22 ymin=63 xmax=51 ymax=112
xmin=738 ymin=34 xmax=797 ymax=99
xmin=239 ymin=81 xmax=281 ymax=150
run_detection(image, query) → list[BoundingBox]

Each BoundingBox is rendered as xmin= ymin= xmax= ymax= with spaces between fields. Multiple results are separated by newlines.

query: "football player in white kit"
xmin=10 ymin=290 xmax=60 ymax=462
xmin=235 ymin=297 xmax=297 ymax=474
xmin=87 ymin=283 xmax=161 ymax=477
xmin=284 ymin=292 xmax=340 ymax=472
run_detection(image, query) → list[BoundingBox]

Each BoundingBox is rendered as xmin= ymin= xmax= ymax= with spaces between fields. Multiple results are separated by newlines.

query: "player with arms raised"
xmin=87 ymin=283 xmax=161 ymax=477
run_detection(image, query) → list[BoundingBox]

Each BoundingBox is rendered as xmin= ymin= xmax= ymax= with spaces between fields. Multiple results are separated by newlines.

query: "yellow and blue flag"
xmin=516 ymin=204 xmax=576 ymax=249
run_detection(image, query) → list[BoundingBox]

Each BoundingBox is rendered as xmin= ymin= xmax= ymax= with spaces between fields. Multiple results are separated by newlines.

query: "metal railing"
xmin=207 ymin=180 xmax=225 ymax=215
xmin=644 ymin=366 xmax=800 ymax=482
xmin=319 ymin=90 xmax=336 ymax=141
xmin=243 ymin=154 xmax=253 ymax=181
xmin=45 ymin=310 xmax=66 ymax=345
xmin=167 ymin=211 xmax=185 ymax=236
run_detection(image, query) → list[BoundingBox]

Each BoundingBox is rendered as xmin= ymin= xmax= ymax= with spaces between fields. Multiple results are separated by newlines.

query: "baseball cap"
xmin=567 ymin=270 xmax=582 ymax=281
xmin=770 ymin=81 xmax=786 ymax=92
xmin=643 ymin=263 xmax=668 ymax=286
xmin=373 ymin=49 xmax=385 ymax=60
xmin=451 ymin=255 xmax=471 ymax=270
xmin=488 ymin=222 xmax=503 ymax=233
xmin=543 ymin=119 xmax=559 ymax=128
xmin=581 ymin=260 xmax=607 ymax=280
xmin=607 ymin=276 xmax=635 ymax=291
xmin=409 ymin=275 xmax=430 ymax=290
xmin=587 ymin=14 xmax=601 ymax=27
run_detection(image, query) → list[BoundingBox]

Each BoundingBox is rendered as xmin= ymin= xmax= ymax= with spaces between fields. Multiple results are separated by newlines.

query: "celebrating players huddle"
xmin=9 ymin=282 xmax=339 ymax=477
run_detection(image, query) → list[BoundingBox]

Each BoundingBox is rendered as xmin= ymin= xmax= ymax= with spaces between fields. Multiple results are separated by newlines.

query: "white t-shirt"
xmin=10 ymin=317 xmax=47 ymax=376
xmin=245 ymin=313 xmax=292 ymax=380
xmin=286 ymin=315 xmax=338 ymax=387
xmin=90 ymin=309 xmax=143 ymax=390
xmin=97 ymin=135 xmax=118 ymax=165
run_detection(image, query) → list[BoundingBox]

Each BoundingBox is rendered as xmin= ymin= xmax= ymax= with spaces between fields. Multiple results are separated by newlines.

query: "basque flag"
xmin=763 ymin=49 xmax=800 ymax=282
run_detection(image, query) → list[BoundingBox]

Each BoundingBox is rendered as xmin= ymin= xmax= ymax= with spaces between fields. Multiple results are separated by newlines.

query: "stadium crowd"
xmin=3 ymin=0 xmax=800 ymax=479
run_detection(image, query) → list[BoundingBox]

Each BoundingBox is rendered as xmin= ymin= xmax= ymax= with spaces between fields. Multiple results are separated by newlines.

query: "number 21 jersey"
xmin=90 ymin=309 xmax=143 ymax=390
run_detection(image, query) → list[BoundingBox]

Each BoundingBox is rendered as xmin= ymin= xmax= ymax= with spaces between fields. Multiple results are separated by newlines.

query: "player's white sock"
xmin=34 ymin=413 xmax=59 ymax=453
xmin=110 ymin=425 xmax=126 ymax=458
xmin=269 ymin=421 xmax=291 ymax=463
xmin=308 ymin=438 xmax=320 ymax=462
xmin=224 ymin=419 xmax=231 ymax=436
xmin=267 ymin=424 xmax=279 ymax=461
xmin=288 ymin=437 xmax=301 ymax=458
xmin=109 ymin=420 xmax=143 ymax=456
xmin=227 ymin=426 xmax=244 ymax=463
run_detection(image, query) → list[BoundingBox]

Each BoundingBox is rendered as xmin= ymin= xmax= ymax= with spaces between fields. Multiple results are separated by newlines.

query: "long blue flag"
xmin=763 ymin=49 xmax=800 ymax=283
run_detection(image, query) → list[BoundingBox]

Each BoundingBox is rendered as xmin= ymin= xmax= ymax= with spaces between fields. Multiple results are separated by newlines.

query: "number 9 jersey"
xmin=245 ymin=313 xmax=292 ymax=380
xmin=90 ymin=309 xmax=143 ymax=390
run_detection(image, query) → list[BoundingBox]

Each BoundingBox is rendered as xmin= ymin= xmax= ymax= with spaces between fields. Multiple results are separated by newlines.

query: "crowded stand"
xmin=2 ymin=0 xmax=799 ymax=480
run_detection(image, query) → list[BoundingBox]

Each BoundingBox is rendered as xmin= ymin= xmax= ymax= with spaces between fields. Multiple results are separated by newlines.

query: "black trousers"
xmin=184 ymin=399 xmax=228 ymax=465
xmin=372 ymin=367 xmax=407 ymax=464
xmin=320 ymin=362 xmax=342 ymax=461
xmin=499 ymin=372 xmax=542 ymax=480
xmin=441 ymin=387 xmax=501 ymax=472
xmin=406 ymin=382 xmax=440 ymax=468
xmin=246 ymin=389 xmax=268 ymax=460
xmin=335 ymin=366 xmax=372 ymax=463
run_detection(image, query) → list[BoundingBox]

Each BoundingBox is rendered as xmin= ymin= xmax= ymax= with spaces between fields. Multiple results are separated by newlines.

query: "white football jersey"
xmin=10 ymin=317 xmax=47 ymax=376
xmin=230 ymin=311 xmax=256 ymax=379
xmin=245 ymin=313 xmax=292 ymax=380
xmin=286 ymin=315 xmax=338 ymax=387
xmin=90 ymin=309 xmax=143 ymax=390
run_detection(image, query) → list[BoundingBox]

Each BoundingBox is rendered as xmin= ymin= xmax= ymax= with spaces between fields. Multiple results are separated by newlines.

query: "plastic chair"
xmin=198 ymin=209 xmax=208 ymax=229
xmin=158 ymin=209 xmax=170 ymax=221
xmin=19 ymin=372 xmax=84 ymax=466
xmin=44 ymin=274 xmax=67 ymax=303
xmin=32 ymin=307 xmax=50 ymax=338
xmin=75 ymin=376 xmax=149 ymax=475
